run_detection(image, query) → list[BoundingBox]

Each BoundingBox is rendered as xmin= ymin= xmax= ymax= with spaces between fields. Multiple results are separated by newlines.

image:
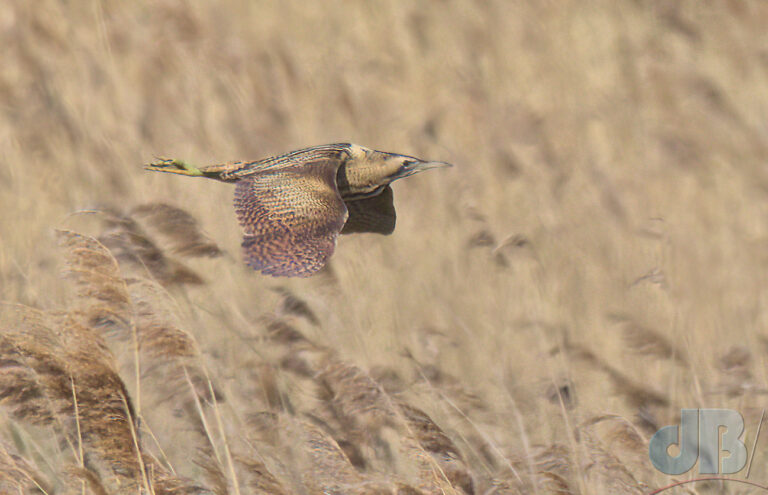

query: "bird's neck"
xmin=336 ymin=163 xmax=389 ymax=200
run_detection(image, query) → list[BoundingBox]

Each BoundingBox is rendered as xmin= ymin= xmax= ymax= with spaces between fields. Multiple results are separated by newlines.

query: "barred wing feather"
xmin=233 ymin=160 xmax=348 ymax=277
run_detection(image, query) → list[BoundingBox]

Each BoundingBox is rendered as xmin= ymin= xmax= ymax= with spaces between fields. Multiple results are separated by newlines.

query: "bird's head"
xmin=365 ymin=149 xmax=453 ymax=183
xmin=339 ymin=145 xmax=453 ymax=200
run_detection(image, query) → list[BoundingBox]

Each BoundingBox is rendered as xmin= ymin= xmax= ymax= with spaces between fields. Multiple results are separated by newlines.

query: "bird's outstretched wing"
xmin=341 ymin=185 xmax=396 ymax=235
xmin=233 ymin=159 xmax=348 ymax=277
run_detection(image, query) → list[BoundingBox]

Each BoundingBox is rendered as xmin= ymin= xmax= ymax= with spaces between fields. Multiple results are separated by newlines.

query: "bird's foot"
xmin=145 ymin=157 xmax=204 ymax=176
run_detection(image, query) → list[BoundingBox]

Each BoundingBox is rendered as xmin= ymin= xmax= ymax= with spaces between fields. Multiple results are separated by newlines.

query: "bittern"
xmin=145 ymin=144 xmax=451 ymax=277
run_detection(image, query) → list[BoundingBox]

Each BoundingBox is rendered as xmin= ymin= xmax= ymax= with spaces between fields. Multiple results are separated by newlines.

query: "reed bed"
xmin=2 ymin=1 xmax=768 ymax=493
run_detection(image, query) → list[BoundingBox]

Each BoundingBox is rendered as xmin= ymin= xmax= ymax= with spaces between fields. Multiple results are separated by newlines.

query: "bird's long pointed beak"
xmin=415 ymin=160 xmax=453 ymax=171
xmin=396 ymin=159 xmax=453 ymax=179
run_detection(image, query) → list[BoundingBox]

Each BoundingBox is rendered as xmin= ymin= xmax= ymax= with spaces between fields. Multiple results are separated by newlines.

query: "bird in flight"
xmin=145 ymin=144 xmax=451 ymax=277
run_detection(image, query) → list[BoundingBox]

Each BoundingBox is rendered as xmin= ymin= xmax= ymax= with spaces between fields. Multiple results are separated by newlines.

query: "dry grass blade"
xmin=555 ymin=342 xmax=670 ymax=410
xmin=0 ymin=440 xmax=50 ymax=494
xmin=145 ymin=454 xmax=216 ymax=495
xmin=579 ymin=415 xmax=646 ymax=453
xmin=312 ymin=358 xmax=467 ymax=493
xmin=265 ymin=316 xmax=333 ymax=378
xmin=234 ymin=456 xmax=290 ymax=495
xmin=580 ymin=432 xmax=647 ymax=494
xmin=524 ymin=443 xmax=575 ymax=494
xmin=492 ymin=235 xmax=532 ymax=268
xmin=195 ymin=455 xmax=230 ymax=495
xmin=55 ymin=314 xmax=144 ymax=493
xmin=577 ymin=415 xmax=655 ymax=488
xmin=131 ymin=203 xmax=224 ymax=258
xmin=65 ymin=465 xmax=110 ymax=495
xmin=0 ymin=332 xmax=58 ymax=425
xmin=0 ymin=306 xmax=74 ymax=427
xmin=718 ymin=345 xmax=751 ymax=373
xmin=271 ymin=288 xmax=320 ymax=326
xmin=532 ymin=444 xmax=571 ymax=476
xmin=262 ymin=316 xmax=312 ymax=346
xmin=124 ymin=279 xmax=230 ymax=493
xmin=279 ymin=344 xmax=330 ymax=380
xmin=0 ymin=304 xmax=144 ymax=493
xmin=244 ymin=361 xmax=283 ymax=411
xmin=56 ymin=230 xmax=133 ymax=337
xmin=484 ymin=477 xmax=527 ymax=495
xmin=536 ymin=471 xmax=574 ymax=495
xmin=610 ymin=314 xmax=687 ymax=365
xmin=714 ymin=345 xmax=756 ymax=397
xmin=396 ymin=436 xmax=458 ymax=495
xmin=465 ymin=229 xmax=496 ymax=249
xmin=97 ymin=211 xmax=205 ymax=286
xmin=285 ymin=416 xmax=363 ymax=493
xmin=100 ymin=230 xmax=205 ymax=286
xmin=127 ymin=278 xmax=218 ymax=403
xmin=397 ymin=403 xmax=474 ymax=495
xmin=317 ymin=359 xmax=397 ymax=434
xmin=405 ymin=350 xmax=487 ymax=414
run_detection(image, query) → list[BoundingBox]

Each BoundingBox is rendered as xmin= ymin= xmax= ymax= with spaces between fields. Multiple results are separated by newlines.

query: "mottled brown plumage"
xmin=145 ymin=144 xmax=451 ymax=277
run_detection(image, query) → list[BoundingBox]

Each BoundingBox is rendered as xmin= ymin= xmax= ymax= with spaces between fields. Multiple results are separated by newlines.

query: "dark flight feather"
xmin=341 ymin=185 xmax=396 ymax=235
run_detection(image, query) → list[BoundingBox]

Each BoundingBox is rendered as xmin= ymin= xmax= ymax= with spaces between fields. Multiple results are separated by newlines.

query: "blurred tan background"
xmin=2 ymin=0 xmax=768 ymax=492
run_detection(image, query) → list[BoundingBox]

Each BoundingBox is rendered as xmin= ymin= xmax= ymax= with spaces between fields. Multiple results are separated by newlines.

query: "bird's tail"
xmin=144 ymin=158 xmax=230 ymax=180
